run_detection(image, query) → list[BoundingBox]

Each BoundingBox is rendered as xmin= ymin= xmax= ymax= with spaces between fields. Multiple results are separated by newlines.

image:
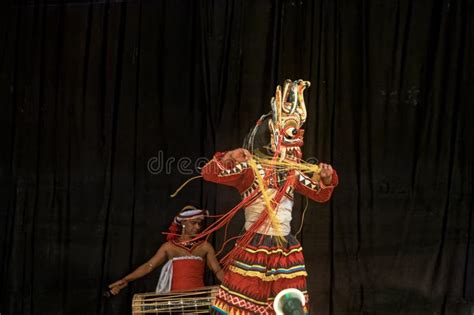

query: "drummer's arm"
xmin=109 ymin=244 xmax=169 ymax=295
xmin=204 ymin=242 xmax=224 ymax=282
xmin=123 ymin=244 xmax=169 ymax=282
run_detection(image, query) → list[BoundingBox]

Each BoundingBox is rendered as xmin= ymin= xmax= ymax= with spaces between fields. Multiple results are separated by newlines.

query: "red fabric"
xmin=222 ymin=270 xmax=307 ymax=302
xmin=201 ymin=152 xmax=255 ymax=194
xmin=201 ymin=151 xmax=339 ymax=203
xmin=223 ymin=244 xmax=307 ymax=301
xmin=171 ymin=259 xmax=205 ymax=291
xmin=166 ymin=222 xmax=180 ymax=241
xmin=201 ymin=151 xmax=339 ymax=267
xmin=201 ymin=151 xmax=338 ymax=313
xmin=212 ymin=234 xmax=309 ymax=314
xmin=293 ymin=168 xmax=339 ymax=202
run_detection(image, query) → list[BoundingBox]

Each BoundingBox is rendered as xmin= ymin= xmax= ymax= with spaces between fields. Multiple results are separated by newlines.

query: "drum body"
xmin=132 ymin=286 xmax=219 ymax=314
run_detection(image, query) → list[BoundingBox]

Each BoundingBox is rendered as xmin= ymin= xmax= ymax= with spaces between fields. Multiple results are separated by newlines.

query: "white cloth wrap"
xmin=244 ymin=189 xmax=293 ymax=236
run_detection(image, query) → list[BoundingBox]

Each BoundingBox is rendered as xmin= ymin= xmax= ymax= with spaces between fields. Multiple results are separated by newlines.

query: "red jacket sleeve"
xmin=201 ymin=152 xmax=255 ymax=193
xmin=294 ymin=169 xmax=339 ymax=203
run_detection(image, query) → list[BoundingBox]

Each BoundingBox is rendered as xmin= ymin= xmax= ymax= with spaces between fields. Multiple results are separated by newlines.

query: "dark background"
xmin=1 ymin=0 xmax=473 ymax=314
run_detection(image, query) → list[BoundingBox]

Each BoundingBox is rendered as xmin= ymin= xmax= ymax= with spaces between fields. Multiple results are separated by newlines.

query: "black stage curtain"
xmin=1 ymin=0 xmax=473 ymax=314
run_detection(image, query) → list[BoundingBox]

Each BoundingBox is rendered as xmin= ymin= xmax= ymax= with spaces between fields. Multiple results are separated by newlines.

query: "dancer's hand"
xmin=222 ymin=148 xmax=252 ymax=163
xmin=108 ymin=279 xmax=128 ymax=295
xmin=319 ymin=163 xmax=333 ymax=186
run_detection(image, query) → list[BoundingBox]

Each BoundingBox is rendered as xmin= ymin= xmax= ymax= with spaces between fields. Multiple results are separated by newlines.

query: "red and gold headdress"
xmin=244 ymin=79 xmax=310 ymax=161
xmin=269 ymin=79 xmax=310 ymax=160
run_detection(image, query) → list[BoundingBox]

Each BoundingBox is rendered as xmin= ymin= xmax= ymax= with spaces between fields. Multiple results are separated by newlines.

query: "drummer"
xmin=108 ymin=206 xmax=224 ymax=295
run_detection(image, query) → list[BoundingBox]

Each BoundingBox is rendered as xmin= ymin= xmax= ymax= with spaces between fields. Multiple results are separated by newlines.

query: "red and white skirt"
xmin=211 ymin=233 xmax=309 ymax=315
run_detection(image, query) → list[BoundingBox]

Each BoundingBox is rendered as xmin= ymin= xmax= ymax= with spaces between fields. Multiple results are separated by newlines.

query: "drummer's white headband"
xmin=174 ymin=206 xmax=208 ymax=224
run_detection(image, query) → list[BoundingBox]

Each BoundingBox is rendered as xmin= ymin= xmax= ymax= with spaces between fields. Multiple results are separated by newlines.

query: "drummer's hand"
xmin=108 ymin=279 xmax=128 ymax=295
xmin=222 ymin=148 xmax=252 ymax=163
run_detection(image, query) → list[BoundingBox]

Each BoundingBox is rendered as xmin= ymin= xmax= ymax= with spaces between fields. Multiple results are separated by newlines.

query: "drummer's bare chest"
xmin=167 ymin=243 xmax=207 ymax=259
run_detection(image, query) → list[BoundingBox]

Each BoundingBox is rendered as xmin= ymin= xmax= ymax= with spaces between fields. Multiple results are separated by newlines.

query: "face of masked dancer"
xmin=268 ymin=79 xmax=310 ymax=161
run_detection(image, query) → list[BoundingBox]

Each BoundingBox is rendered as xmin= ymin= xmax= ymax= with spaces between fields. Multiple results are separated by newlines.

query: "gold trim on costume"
xmin=242 ymin=246 xmax=303 ymax=256
xmin=229 ymin=265 xmax=308 ymax=281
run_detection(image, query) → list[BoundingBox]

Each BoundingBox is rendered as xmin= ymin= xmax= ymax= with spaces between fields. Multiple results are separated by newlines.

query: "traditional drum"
xmin=132 ymin=286 xmax=219 ymax=314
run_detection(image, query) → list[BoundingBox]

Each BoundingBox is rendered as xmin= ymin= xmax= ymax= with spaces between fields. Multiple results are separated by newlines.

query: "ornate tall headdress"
xmin=244 ymin=79 xmax=310 ymax=160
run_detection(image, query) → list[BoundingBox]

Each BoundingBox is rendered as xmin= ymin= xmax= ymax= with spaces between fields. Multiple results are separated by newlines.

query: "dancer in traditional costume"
xmin=199 ymin=79 xmax=338 ymax=314
xmin=108 ymin=206 xmax=224 ymax=295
